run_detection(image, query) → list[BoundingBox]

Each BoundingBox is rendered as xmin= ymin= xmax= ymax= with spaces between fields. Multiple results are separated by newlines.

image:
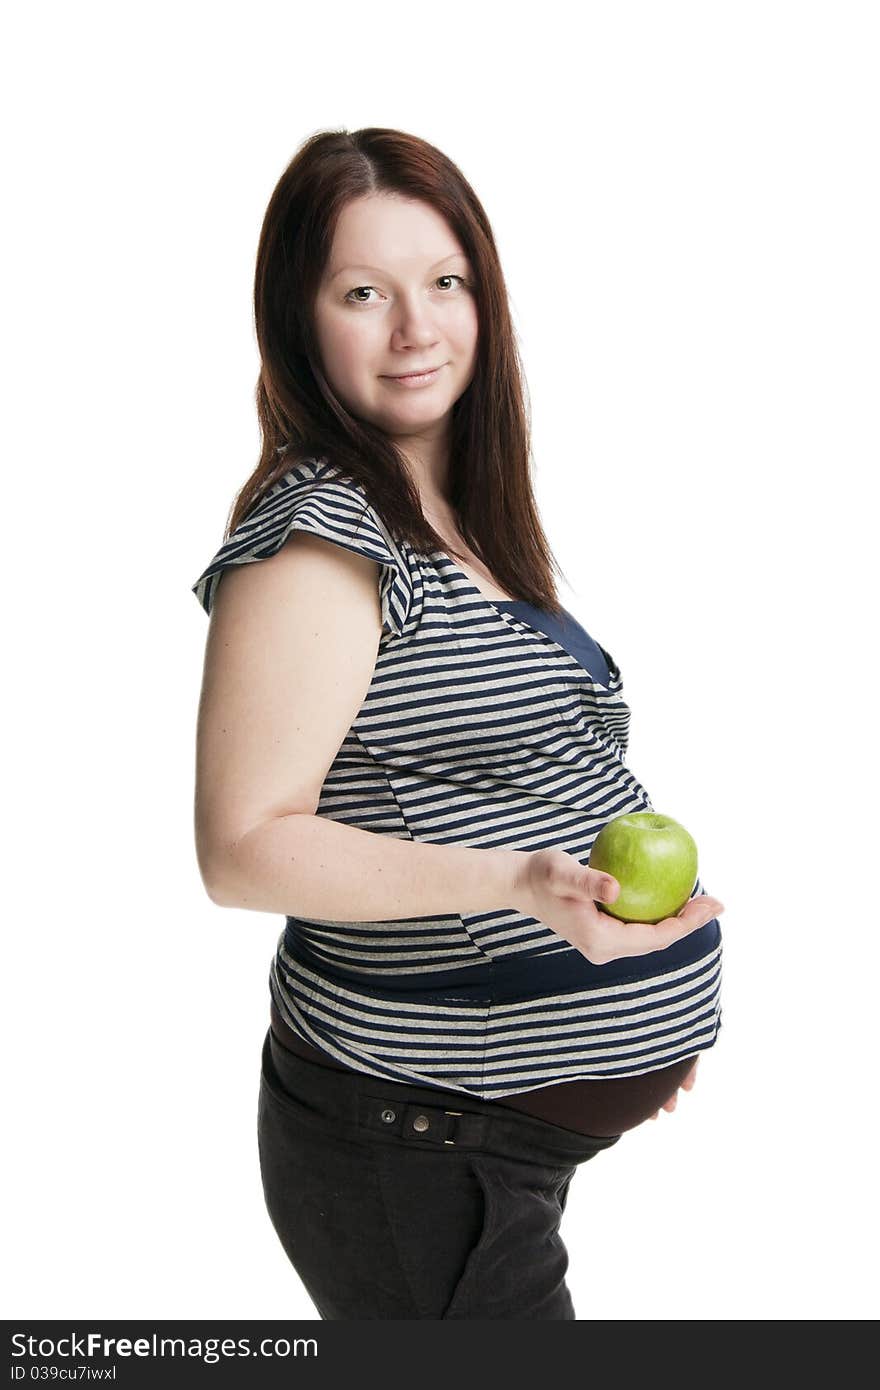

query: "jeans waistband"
xmin=262 ymin=1028 xmax=622 ymax=1168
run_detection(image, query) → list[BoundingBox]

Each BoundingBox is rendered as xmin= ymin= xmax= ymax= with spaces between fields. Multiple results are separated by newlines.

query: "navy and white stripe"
xmin=193 ymin=456 xmax=722 ymax=1098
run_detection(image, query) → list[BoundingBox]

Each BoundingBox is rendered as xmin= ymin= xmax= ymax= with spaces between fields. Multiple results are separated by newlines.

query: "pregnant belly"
xmin=491 ymin=1055 xmax=698 ymax=1136
xmin=269 ymin=1001 xmax=694 ymax=1138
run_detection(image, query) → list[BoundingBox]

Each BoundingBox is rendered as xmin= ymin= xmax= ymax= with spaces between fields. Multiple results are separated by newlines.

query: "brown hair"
xmin=225 ymin=126 xmax=567 ymax=614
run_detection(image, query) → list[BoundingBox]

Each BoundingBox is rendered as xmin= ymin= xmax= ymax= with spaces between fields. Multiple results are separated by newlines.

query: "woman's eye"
xmin=345 ymin=286 xmax=379 ymax=304
xmin=344 ymin=275 xmax=469 ymax=305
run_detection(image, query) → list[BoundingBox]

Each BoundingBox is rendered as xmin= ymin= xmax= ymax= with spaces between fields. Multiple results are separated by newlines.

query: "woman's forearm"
xmin=205 ymin=812 xmax=530 ymax=921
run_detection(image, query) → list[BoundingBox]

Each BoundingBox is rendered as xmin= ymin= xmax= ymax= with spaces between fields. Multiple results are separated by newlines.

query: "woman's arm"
xmin=210 ymin=812 xmax=527 ymax=919
xmin=194 ymin=529 xmax=528 ymax=919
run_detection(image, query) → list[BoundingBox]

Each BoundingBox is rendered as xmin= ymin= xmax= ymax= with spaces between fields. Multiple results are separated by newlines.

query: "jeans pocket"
xmin=258 ymin=1028 xmax=350 ymax=1140
xmin=442 ymin=1156 xmax=577 ymax=1320
xmin=370 ymin=1144 xmax=489 ymax=1320
xmin=439 ymin=1155 xmax=495 ymax=1320
xmin=258 ymin=1075 xmax=422 ymax=1319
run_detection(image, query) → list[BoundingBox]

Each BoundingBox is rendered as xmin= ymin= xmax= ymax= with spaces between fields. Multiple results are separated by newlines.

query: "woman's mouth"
xmin=381 ymin=365 xmax=445 ymax=387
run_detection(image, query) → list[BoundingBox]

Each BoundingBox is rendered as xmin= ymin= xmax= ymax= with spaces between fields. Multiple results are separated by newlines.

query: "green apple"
xmin=588 ymin=812 xmax=698 ymax=924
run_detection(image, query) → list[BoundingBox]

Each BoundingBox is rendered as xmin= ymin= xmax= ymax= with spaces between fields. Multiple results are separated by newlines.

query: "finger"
xmin=586 ymin=868 xmax=620 ymax=905
xmin=589 ymin=892 xmax=724 ymax=963
xmin=652 ymin=898 xmax=725 ymax=946
xmin=663 ymin=1094 xmax=678 ymax=1112
xmin=675 ymin=896 xmax=725 ymax=929
xmin=690 ymin=894 xmax=725 ymax=914
xmin=592 ymin=904 xmax=723 ymax=961
xmin=649 ymin=1111 xmax=658 ymax=1120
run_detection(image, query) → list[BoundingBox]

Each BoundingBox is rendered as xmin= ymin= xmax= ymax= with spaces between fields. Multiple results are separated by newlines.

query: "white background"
xmin=4 ymin=0 xmax=877 ymax=1321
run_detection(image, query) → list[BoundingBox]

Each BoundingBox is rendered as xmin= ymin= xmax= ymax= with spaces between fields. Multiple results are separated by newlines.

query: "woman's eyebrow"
xmin=329 ymin=252 xmax=469 ymax=281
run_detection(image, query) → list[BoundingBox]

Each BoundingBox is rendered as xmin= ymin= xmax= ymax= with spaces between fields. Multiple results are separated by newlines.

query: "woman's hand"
xmin=649 ymin=1057 xmax=699 ymax=1121
xmin=511 ymin=848 xmax=724 ymax=966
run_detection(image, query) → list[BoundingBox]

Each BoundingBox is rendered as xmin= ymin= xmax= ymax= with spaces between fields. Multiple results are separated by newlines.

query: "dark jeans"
xmin=257 ymin=1026 xmax=622 ymax=1320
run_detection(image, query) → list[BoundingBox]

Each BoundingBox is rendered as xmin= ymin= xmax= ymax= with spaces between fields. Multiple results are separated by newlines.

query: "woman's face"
xmin=313 ymin=193 xmax=479 ymax=451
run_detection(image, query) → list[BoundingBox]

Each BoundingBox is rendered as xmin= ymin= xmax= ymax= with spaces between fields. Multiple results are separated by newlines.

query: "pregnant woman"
xmin=191 ymin=126 xmax=725 ymax=1320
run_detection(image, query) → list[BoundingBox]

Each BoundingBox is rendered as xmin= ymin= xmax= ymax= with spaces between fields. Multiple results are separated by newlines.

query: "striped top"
xmin=192 ymin=456 xmax=722 ymax=1099
xmin=492 ymin=600 xmax=611 ymax=689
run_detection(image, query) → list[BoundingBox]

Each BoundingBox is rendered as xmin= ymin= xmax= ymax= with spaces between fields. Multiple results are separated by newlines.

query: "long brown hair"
xmin=225 ymin=126 xmax=567 ymax=614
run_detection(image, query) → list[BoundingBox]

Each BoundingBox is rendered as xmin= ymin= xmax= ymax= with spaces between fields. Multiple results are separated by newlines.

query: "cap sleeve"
xmin=191 ymin=458 xmax=414 ymax=640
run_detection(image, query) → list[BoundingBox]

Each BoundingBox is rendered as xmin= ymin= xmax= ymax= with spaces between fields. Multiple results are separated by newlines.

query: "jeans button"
xmin=412 ymin=1114 xmax=430 ymax=1133
xmin=381 ymin=1108 xmax=396 ymax=1124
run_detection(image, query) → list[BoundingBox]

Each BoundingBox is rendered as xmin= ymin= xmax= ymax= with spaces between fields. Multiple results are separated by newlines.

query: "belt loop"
xmin=443 ymin=1108 xmax=463 ymax=1145
xmin=357 ymin=1093 xmax=491 ymax=1148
